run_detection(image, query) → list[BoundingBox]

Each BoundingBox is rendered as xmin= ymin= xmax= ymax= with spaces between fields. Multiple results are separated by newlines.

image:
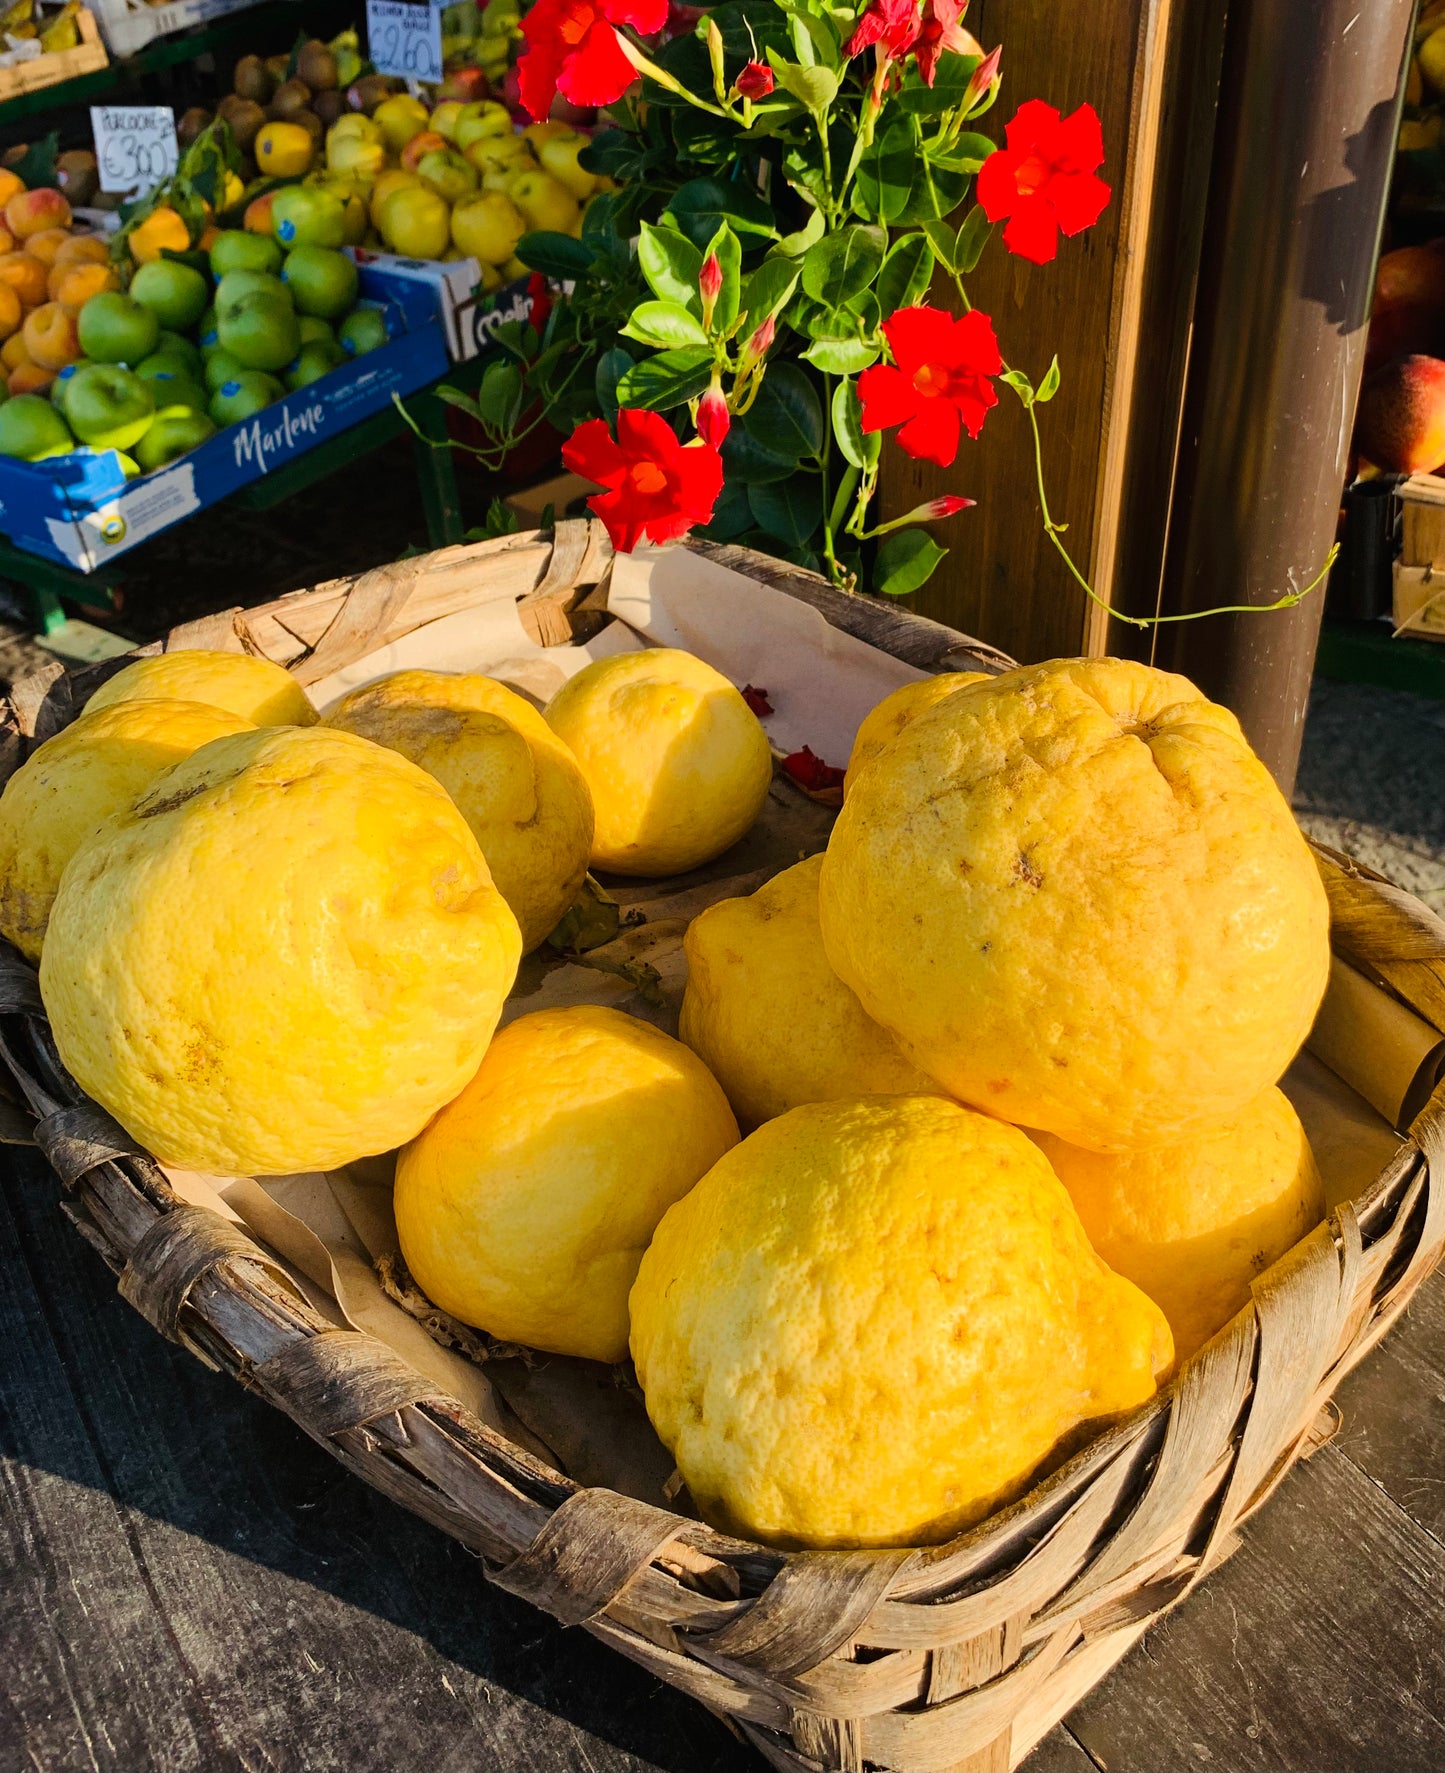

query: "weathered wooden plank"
xmin=1063 ymin=1442 xmax=1445 ymax=1772
xmin=0 ymin=1149 xmax=749 ymax=1773
xmin=1016 ymin=1725 xmax=1099 ymax=1772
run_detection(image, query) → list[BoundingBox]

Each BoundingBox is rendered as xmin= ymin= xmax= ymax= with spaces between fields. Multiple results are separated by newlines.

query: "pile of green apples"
xmin=0 ymin=227 xmax=393 ymax=475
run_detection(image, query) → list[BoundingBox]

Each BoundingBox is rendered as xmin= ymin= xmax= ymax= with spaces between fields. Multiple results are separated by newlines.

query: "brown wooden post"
xmin=1136 ymin=0 xmax=1414 ymax=793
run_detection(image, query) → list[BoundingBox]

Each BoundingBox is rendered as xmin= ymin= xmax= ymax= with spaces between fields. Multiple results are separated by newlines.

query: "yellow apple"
xmin=536 ymin=130 xmax=597 ymax=201
xmin=450 ymin=191 xmax=526 ymax=267
xmin=506 ymin=169 xmax=580 ymax=235
xmin=328 ymin=113 xmax=384 ymax=147
xmin=379 ymin=184 xmax=452 ymax=259
xmin=415 ymin=146 xmax=478 ymax=206
xmin=369 ymin=168 xmax=420 ymax=231
xmin=429 ymin=100 xmax=466 ymax=142
xmin=373 ymin=94 xmax=432 ymax=154
xmin=327 ymin=133 xmax=388 ymax=183
xmin=454 ymin=101 xmax=514 ymax=151
xmin=464 ymin=133 xmax=536 ymax=177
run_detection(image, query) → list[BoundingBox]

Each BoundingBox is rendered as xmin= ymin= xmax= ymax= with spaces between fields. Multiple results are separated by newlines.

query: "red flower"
xmin=912 ymin=0 xmax=977 ymax=86
xmin=858 ymin=305 xmax=1001 ymax=466
xmin=976 ymin=99 xmax=1111 ymax=265
xmin=741 ymin=684 xmax=773 ymax=715
xmin=733 ymin=60 xmax=774 ymax=99
xmin=517 ymin=0 xmax=667 ymax=121
xmin=920 ymin=494 xmax=975 ymax=518
xmin=562 ymin=409 xmax=723 ymax=553
xmin=696 ymin=378 xmax=730 ymax=449
xmin=782 ymin=747 xmax=846 ymax=795
xmin=845 ymin=0 xmax=976 ymax=85
xmin=844 ymin=0 xmax=920 ymax=64
xmin=526 ymin=271 xmax=552 ymax=335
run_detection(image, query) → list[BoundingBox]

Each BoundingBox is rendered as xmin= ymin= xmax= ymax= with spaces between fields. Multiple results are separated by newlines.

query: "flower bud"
xmin=964 ymin=44 xmax=1001 ymax=111
xmin=746 ymin=312 xmax=776 ymax=360
xmin=918 ymin=494 xmax=975 ymax=519
xmin=733 ymin=60 xmax=774 ymax=99
xmin=697 ymin=377 xmax=730 ymax=449
xmin=699 ymin=253 xmax=723 ymax=328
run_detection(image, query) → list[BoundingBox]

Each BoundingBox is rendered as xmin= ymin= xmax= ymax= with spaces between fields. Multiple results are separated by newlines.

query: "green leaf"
xmin=749 ymin=475 xmax=824 ymax=546
xmin=892 ymin=155 xmax=972 ymax=225
xmin=1000 ymin=367 xmax=1034 ymax=403
xmin=776 ymin=208 xmax=826 ymax=257
xmin=831 ymin=378 xmax=868 ymax=471
xmin=801 ymin=224 xmax=887 ymax=305
xmin=766 ymin=50 xmax=839 ymax=113
xmin=855 ymin=117 xmax=922 ymax=224
xmin=1035 ymin=355 xmax=1061 ymax=404
xmin=877 ymin=232 xmax=935 ymax=316
xmin=922 ymin=218 xmax=958 ymax=273
xmin=739 ymin=257 xmax=800 ymax=335
xmin=894 ymin=53 xmax=982 ymax=113
xmin=616 ymin=346 xmax=714 ymax=411
xmin=517 ymin=231 xmax=594 ymax=281
xmin=803 ymin=337 xmax=880 ymax=373
xmin=477 ymin=362 xmax=523 ymax=431
xmin=954 ymin=204 xmax=992 ymax=273
xmin=622 ymin=301 xmax=710 ymax=349
xmin=746 ymin=361 xmax=825 ymax=458
xmin=702 ymin=222 xmax=743 ymax=332
xmin=667 ymin=176 xmax=777 ymax=249
xmin=930 ymin=132 xmax=998 ymax=172
xmin=435 ymin=385 xmax=483 ymax=422
xmin=595 ymin=347 xmax=633 ymax=421
xmin=638 ymin=223 xmax=704 ymax=310
xmin=698 ymin=477 xmax=756 ymax=541
xmin=874 ymin=529 xmax=947 ymax=596
xmin=722 ymin=422 xmax=798 ymax=484
xmin=580 ymin=189 xmax=630 ymax=252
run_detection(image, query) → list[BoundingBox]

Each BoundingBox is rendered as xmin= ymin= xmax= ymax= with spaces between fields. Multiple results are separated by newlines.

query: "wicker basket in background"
xmin=0 ymin=527 xmax=1441 ymax=1773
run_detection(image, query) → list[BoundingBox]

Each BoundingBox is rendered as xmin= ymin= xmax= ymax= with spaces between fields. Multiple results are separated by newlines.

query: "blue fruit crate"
xmin=0 ymin=265 xmax=450 ymax=574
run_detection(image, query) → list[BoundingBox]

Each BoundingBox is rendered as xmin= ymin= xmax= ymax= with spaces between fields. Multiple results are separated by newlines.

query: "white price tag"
xmin=91 ymin=105 xmax=180 ymax=197
xmin=366 ymin=0 xmax=443 ymax=83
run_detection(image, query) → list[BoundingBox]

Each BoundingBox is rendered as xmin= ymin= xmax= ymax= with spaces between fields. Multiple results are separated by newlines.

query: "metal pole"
xmin=1149 ymin=0 xmax=1414 ymax=794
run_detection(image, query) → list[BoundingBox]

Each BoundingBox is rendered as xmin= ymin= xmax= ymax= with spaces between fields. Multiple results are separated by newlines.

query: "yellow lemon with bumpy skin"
xmin=1033 ymin=1087 xmax=1325 ymax=1361
xmin=86 ymin=649 xmax=318 ymax=728
xmin=40 ymin=726 xmax=522 ymax=1176
xmin=630 ymin=1095 xmax=1172 ymax=1549
xmin=323 ymin=670 xmax=593 ymax=951
xmin=680 ymin=854 xmax=939 ymax=1127
xmin=820 ymin=658 xmax=1331 ymax=1152
xmin=844 ymin=670 xmax=990 ymax=790
xmin=544 ymin=649 xmax=773 ymax=877
xmin=395 ymin=1006 xmax=739 ymax=1363
xmin=0 ymin=699 xmax=252 ymax=962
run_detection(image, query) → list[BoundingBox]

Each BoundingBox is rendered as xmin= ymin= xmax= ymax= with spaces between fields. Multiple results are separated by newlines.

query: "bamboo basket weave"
xmin=2 ymin=526 xmax=1444 ymax=1773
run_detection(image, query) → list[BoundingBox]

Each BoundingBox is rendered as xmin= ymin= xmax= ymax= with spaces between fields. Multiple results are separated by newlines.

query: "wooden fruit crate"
xmin=0 ymin=527 xmax=1442 ymax=1773
xmin=0 ymin=8 xmax=106 ymax=101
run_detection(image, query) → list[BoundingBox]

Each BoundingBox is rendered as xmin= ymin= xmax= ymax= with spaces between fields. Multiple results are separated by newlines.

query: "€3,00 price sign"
xmin=366 ymin=0 xmax=443 ymax=84
xmin=91 ymin=106 xmax=180 ymax=197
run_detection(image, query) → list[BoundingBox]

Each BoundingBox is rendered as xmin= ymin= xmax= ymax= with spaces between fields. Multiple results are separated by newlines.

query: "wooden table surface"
xmin=3 ymin=1135 xmax=1444 ymax=1773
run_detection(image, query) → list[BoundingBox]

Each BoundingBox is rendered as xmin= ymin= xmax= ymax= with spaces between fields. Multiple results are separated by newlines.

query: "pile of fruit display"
xmin=0 ymin=633 xmax=1334 ymax=1552
xmin=0 ymin=175 xmax=397 ymax=475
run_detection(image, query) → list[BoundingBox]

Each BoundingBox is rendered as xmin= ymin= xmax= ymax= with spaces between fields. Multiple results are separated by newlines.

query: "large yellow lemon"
xmin=40 ymin=726 xmax=522 ymax=1175
xmin=395 ymin=1006 xmax=738 ymax=1362
xmin=0 ymin=700 xmax=252 ymax=962
xmin=86 ymin=649 xmax=317 ymax=728
xmin=631 ymin=1096 xmax=1172 ymax=1549
xmin=1033 ymin=1086 xmax=1325 ymax=1360
xmin=844 ymin=670 xmax=990 ymax=790
xmin=322 ymin=670 xmax=593 ymax=951
xmin=543 ymin=649 xmax=772 ymax=877
xmin=679 ymin=853 xmax=938 ymax=1127
xmin=820 ymin=659 xmax=1331 ymax=1152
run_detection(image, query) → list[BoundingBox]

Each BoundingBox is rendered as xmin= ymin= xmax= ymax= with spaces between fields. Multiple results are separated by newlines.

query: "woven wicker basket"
xmin=2 ymin=527 xmax=1443 ymax=1773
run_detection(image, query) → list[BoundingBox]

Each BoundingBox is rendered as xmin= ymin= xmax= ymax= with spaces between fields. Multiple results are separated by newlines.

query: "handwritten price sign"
xmin=366 ymin=0 xmax=443 ymax=83
xmin=91 ymin=106 xmax=179 ymax=196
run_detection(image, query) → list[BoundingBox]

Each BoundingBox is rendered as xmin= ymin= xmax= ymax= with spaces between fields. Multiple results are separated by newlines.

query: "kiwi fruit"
xmin=233 ymin=54 xmax=274 ymax=103
xmin=217 ymin=94 xmax=266 ymax=154
xmin=1 ymin=143 xmax=26 ymax=170
xmin=176 ymin=106 xmax=213 ymax=147
xmin=264 ymin=53 xmax=290 ymax=84
xmin=55 ymin=148 xmax=99 ymax=207
xmin=268 ymin=78 xmax=314 ymax=121
xmin=290 ymin=110 xmax=325 ymax=149
xmin=312 ymin=88 xmax=347 ymax=126
xmin=295 ymin=39 xmax=338 ymax=92
xmin=346 ymin=73 xmax=395 ymax=114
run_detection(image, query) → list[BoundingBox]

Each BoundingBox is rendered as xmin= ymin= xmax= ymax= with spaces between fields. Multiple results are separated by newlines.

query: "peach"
xmin=1 ymin=330 xmax=30 ymax=370
xmin=0 ymin=169 xmax=23 ymax=211
xmin=1355 ymin=354 xmax=1445 ymax=473
xmin=400 ymin=130 xmax=447 ymax=172
xmin=22 ymin=300 xmax=82 ymax=370
xmin=1366 ymin=242 xmax=1445 ymax=373
xmin=48 ymin=259 xmax=117 ymax=308
xmin=0 ymin=251 xmax=48 ymax=310
xmin=25 ymin=227 xmax=70 ymax=268
xmin=0 ymin=282 xmax=19 ymax=341
xmin=243 ymin=191 xmax=276 ymax=234
xmin=0 ymin=227 xmax=13 ymax=256
xmin=9 ymin=361 xmax=56 ymax=395
xmin=4 ymin=187 xmax=72 ymax=241
xmin=53 ymin=232 xmax=109 ymax=269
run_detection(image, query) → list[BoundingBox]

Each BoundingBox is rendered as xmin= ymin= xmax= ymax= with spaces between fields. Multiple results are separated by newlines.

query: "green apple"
xmin=64 ymin=363 xmax=156 ymax=452
xmin=297 ymin=315 xmax=337 ymax=347
xmin=203 ymin=348 xmax=247 ymax=393
xmin=50 ymin=361 xmax=92 ymax=419
xmin=209 ymin=370 xmax=284 ymax=426
xmin=197 ymin=305 xmax=220 ymax=350
xmin=139 ymin=370 xmax=209 ymax=415
xmin=129 ymin=259 xmax=210 ymax=331
xmin=133 ymin=407 xmax=217 ymax=471
xmin=217 ymin=293 xmax=300 ymax=372
xmin=215 ymin=269 xmax=290 ymax=315
xmin=271 ymin=186 xmax=347 ymax=250
xmin=280 ymin=246 xmax=358 ymax=320
xmin=0 ymin=393 xmax=74 ymax=459
xmin=209 ymin=229 xmax=284 ymax=279
xmin=284 ymin=338 xmax=346 ymax=389
xmin=154 ymin=331 xmax=204 ymax=376
xmin=76 ymin=292 xmax=161 ymax=367
xmin=136 ymin=347 xmax=196 ymax=382
xmin=338 ymin=304 xmax=391 ymax=357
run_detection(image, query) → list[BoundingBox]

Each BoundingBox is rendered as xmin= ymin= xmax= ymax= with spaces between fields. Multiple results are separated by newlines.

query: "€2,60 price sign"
xmin=91 ymin=106 xmax=180 ymax=197
xmin=366 ymin=0 xmax=443 ymax=84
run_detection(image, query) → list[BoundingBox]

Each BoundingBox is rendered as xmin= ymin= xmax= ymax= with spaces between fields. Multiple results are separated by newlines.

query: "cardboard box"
xmin=350 ymin=249 xmax=541 ymax=362
xmin=0 ymin=266 xmax=449 ymax=575
xmin=1392 ymin=472 xmax=1445 ymax=642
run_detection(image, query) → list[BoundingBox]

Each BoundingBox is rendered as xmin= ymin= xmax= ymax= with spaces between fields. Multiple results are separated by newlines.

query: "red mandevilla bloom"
xmin=858 ymin=305 xmax=1002 ymax=466
xmin=517 ymin=0 xmax=667 ymax=121
xmin=912 ymin=0 xmax=977 ymax=86
xmin=733 ymin=60 xmax=774 ymax=98
xmin=562 ymin=408 xmax=724 ymax=552
xmin=845 ymin=0 xmax=977 ymax=86
xmin=844 ymin=0 xmax=920 ymax=64
xmin=976 ymin=99 xmax=1111 ymax=265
